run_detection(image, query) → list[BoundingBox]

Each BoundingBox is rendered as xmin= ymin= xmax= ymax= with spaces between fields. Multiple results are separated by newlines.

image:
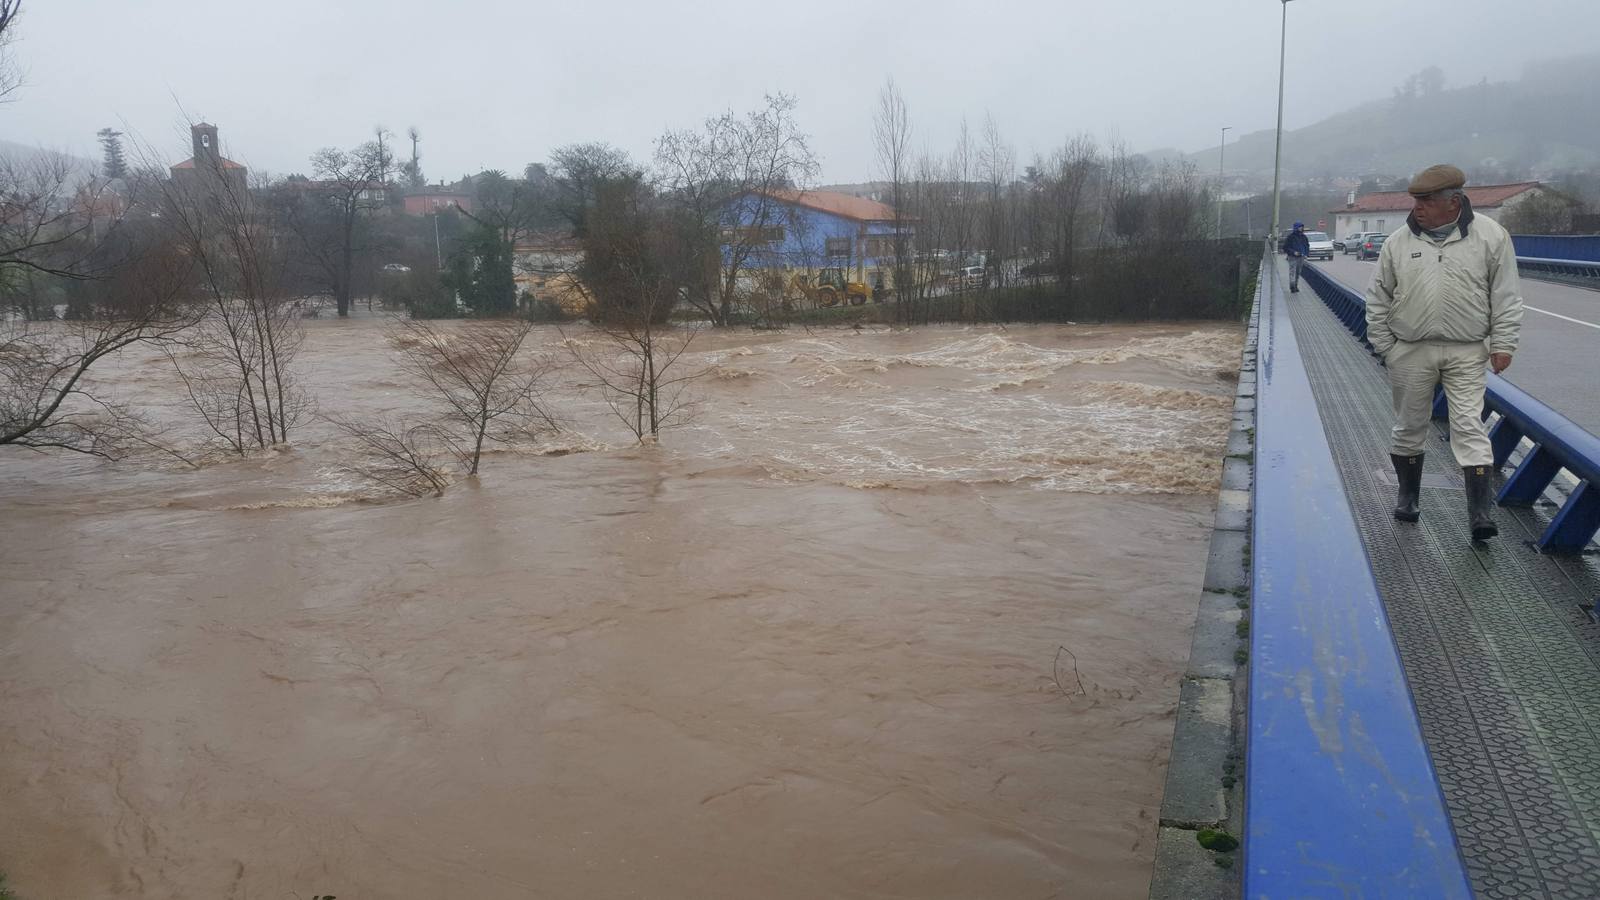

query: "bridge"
xmin=1151 ymin=247 xmax=1600 ymax=899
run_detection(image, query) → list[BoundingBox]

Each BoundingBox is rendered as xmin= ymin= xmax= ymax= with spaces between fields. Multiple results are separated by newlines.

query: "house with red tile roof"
xmin=1330 ymin=182 xmax=1547 ymax=239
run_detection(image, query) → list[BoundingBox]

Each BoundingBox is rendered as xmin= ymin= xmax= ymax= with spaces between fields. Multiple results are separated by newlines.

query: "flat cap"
xmin=1408 ymin=164 xmax=1467 ymax=196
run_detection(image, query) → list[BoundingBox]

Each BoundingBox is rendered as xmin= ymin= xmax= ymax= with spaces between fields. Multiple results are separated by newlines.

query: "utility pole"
xmin=1270 ymin=0 xmax=1294 ymax=245
xmin=432 ymin=211 xmax=442 ymax=270
xmin=1217 ymin=126 xmax=1231 ymax=238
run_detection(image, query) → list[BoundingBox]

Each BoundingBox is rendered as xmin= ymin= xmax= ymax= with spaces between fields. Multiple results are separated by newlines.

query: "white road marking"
xmin=1525 ymin=306 xmax=1600 ymax=330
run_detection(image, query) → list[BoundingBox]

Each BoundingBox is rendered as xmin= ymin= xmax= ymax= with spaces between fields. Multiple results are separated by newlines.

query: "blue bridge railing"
xmin=1249 ymin=255 xmax=1470 ymax=896
xmin=1511 ymin=234 xmax=1600 ymax=263
xmin=1516 ymin=256 xmax=1600 ymax=279
xmin=1302 ymin=262 xmax=1600 ymax=552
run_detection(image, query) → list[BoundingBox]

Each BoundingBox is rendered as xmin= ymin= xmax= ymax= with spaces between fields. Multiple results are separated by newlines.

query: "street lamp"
xmin=1270 ymin=0 xmax=1295 ymax=244
xmin=1217 ymin=126 xmax=1231 ymax=238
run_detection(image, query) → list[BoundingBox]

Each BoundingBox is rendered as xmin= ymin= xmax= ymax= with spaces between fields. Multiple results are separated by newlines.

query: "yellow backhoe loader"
xmin=791 ymin=267 xmax=871 ymax=308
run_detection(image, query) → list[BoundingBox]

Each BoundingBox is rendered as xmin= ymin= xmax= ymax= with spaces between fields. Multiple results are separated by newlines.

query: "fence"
xmin=1511 ymin=234 xmax=1600 ymax=263
xmin=1247 ymin=253 xmax=1469 ymax=896
xmin=1301 ymin=262 xmax=1600 ymax=552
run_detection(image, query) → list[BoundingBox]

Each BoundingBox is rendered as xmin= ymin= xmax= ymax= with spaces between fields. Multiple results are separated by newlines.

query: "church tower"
xmin=192 ymin=123 xmax=220 ymax=168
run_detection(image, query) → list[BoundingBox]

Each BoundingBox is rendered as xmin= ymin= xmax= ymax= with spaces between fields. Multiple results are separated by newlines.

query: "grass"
xmin=0 ymin=870 xmax=15 ymax=900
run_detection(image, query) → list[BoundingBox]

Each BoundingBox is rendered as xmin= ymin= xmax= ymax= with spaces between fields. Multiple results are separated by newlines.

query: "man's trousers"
xmin=1386 ymin=338 xmax=1492 ymax=467
xmin=1287 ymin=255 xmax=1304 ymax=287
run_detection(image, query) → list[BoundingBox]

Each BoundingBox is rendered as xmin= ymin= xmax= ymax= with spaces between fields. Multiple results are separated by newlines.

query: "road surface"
xmin=1313 ymin=254 xmax=1600 ymax=435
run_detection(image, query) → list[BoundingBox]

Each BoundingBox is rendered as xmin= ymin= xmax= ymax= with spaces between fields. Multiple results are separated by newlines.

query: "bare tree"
xmin=1039 ymin=134 xmax=1100 ymax=285
xmin=0 ymin=0 xmax=22 ymax=104
xmin=466 ymin=168 xmax=548 ymax=249
xmin=158 ymin=155 xmax=307 ymax=453
xmin=1103 ymin=139 xmax=1150 ymax=244
xmin=566 ymin=302 xmax=699 ymax=443
xmin=549 ymin=142 xmax=641 ymax=237
xmin=654 ymin=93 xmax=818 ymax=326
xmin=0 ymin=152 xmax=111 ymax=283
xmin=873 ymin=78 xmax=913 ymax=322
xmin=390 ymin=317 xmax=557 ymax=475
xmin=279 ymin=140 xmax=390 ymax=317
xmin=561 ymin=171 xmax=701 ymax=442
xmin=327 ymin=414 xmax=454 ymax=497
xmin=1500 ymin=190 xmax=1579 ymax=234
xmin=0 ymin=28 xmax=205 ymax=460
xmin=1 ymin=231 xmax=197 ymax=457
xmin=979 ymin=113 xmax=1017 ymax=286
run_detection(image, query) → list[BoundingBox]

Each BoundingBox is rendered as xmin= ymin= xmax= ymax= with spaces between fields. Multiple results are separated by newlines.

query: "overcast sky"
xmin=4 ymin=0 xmax=1597 ymax=183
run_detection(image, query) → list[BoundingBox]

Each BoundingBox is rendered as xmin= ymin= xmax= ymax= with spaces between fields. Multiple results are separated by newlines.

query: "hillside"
xmin=1188 ymin=55 xmax=1600 ymax=182
xmin=0 ymin=138 xmax=99 ymax=174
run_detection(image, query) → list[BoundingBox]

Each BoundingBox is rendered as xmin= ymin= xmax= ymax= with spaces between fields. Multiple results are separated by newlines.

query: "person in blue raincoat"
xmin=1279 ymin=222 xmax=1309 ymax=293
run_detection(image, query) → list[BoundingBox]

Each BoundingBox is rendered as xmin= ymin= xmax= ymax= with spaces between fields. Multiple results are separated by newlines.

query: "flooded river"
xmin=0 ymin=319 xmax=1241 ymax=898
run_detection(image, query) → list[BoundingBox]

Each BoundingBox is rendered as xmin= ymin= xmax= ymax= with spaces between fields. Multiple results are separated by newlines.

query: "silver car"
xmin=1304 ymin=231 xmax=1335 ymax=261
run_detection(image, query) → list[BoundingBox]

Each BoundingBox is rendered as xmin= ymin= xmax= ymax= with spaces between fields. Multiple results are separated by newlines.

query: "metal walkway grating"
xmin=1281 ymin=259 xmax=1600 ymax=899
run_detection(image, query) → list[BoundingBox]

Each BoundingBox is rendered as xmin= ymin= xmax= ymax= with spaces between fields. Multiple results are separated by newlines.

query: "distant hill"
xmin=1186 ymin=55 xmax=1600 ymax=183
xmin=0 ymin=139 xmax=99 ymax=175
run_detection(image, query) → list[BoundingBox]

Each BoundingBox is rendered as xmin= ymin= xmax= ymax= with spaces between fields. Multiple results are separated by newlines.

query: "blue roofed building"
xmin=724 ymin=189 xmax=914 ymax=293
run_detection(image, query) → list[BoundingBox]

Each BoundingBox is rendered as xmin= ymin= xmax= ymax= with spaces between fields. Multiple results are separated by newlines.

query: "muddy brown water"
xmin=0 ymin=319 xmax=1241 ymax=899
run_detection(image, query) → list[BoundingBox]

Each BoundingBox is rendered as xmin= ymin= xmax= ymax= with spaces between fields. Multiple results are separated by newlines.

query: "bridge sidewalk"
xmin=1285 ymin=257 xmax=1600 ymax=899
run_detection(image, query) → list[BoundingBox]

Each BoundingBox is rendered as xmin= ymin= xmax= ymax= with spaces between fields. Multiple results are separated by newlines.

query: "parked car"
xmin=1342 ymin=232 xmax=1380 ymax=255
xmin=1357 ymin=234 xmax=1386 ymax=260
xmin=381 ymin=262 xmax=412 ymax=273
xmin=1304 ymin=231 xmax=1335 ymax=260
xmin=957 ymin=265 xmax=987 ymax=289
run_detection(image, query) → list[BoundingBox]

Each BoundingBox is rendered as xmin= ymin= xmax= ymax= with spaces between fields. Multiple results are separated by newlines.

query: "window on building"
xmin=1361 ymin=219 xmax=1369 ymax=231
xmin=1376 ymin=219 xmax=1386 ymax=231
xmin=201 ymin=134 xmax=211 ymax=148
xmin=825 ymin=237 xmax=851 ymax=259
xmin=864 ymin=236 xmax=898 ymax=258
xmin=722 ymin=226 xmax=785 ymax=245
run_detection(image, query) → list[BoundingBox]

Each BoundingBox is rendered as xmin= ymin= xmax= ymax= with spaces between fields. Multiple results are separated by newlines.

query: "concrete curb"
xmin=1148 ymin=280 xmax=1260 ymax=900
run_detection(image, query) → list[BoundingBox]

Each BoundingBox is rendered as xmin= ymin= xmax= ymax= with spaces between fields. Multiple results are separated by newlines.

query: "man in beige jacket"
xmin=1365 ymin=164 xmax=1524 ymax=541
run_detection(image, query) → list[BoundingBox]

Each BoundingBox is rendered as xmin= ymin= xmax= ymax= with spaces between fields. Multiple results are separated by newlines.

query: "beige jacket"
xmin=1364 ymin=204 xmax=1523 ymax=357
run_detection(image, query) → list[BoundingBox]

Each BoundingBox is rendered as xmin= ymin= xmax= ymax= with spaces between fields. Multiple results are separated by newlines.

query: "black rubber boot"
xmin=1290 ymin=284 xmax=1299 ymax=293
xmin=1391 ymin=453 xmax=1422 ymax=522
xmin=1463 ymin=465 xmax=1499 ymax=541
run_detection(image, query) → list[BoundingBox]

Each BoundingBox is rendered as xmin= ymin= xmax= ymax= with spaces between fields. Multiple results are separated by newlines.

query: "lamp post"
xmin=1269 ymin=0 xmax=1294 ymax=245
xmin=1217 ymin=126 xmax=1231 ymax=238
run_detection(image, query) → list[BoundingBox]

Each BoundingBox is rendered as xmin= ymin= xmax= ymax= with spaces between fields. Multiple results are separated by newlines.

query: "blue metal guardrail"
xmin=1515 ymin=256 xmax=1600 ymax=279
xmin=1511 ymin=234 xmax=1600 ymax=263
xmin=1248 ymin=256 xmax=1470 ymax=897
xmin=1302 ymin=262 xmax=1600 ymax=552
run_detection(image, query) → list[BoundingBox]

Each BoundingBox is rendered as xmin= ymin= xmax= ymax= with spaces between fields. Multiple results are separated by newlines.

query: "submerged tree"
xmin=1 ymin=222 xmax=197 ymax=457
xmin=158 ymin=159 xmax=308 ymax=453
xmin=564 ymin=171 xmax=701 ymax=442
xmin=332 ymin=318 xmax=559 ymax=494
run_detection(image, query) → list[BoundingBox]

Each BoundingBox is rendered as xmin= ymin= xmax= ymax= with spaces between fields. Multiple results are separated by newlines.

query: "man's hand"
xmin=1490 ymin=352 xmax=1512 ymax=374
